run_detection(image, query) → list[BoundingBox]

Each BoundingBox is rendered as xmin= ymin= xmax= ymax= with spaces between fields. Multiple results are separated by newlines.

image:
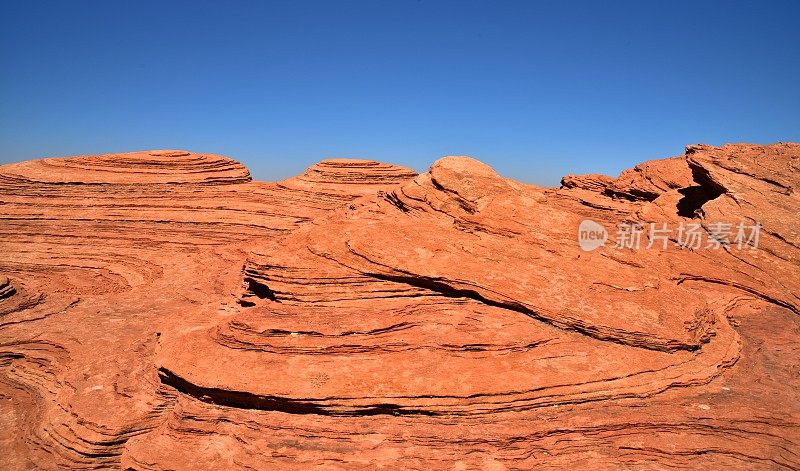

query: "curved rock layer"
xmin=1 ymin=145 xmax=798 ymax=469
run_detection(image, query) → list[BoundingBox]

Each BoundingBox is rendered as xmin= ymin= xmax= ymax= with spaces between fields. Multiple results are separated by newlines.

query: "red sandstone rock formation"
xmin=0 ymin=144 xmax=798 ymax=469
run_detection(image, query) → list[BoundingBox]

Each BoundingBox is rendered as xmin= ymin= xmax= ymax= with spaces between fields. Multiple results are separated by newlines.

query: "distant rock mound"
xmin=0 ymin=150 xmax=251 ymax=185
xmin=279 ymin=158 xmax=418 ymax=196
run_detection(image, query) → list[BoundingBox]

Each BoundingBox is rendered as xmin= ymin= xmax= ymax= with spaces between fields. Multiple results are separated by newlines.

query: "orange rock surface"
xmin=0 ymin=144 xmax=798 ymax=469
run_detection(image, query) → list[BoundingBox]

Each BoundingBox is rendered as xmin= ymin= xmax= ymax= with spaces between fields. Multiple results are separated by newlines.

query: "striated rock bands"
xmin=0 ymin=150 xmax=252 ymax=185
xmin=0 ymin=145 xmax=798 ymax=469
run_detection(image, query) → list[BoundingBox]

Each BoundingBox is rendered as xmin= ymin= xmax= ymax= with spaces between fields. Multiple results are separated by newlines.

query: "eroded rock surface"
xmin=0 ymin=145 xmax=798 ymax=469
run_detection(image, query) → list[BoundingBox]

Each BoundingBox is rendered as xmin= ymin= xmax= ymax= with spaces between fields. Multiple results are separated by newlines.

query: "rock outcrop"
xmin=0 ymin=145 xmax=798 ymax=469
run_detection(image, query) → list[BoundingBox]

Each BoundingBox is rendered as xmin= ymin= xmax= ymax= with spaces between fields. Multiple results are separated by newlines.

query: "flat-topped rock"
xmin=279 ymin=158 xmax=418 ymax=196
xmin=0 ymin=149 xmax=251 ymax=185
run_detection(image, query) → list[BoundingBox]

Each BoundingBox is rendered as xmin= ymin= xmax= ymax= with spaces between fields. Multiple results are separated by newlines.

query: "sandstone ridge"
xmin=1 ymin=145 xmax=798 ymax=469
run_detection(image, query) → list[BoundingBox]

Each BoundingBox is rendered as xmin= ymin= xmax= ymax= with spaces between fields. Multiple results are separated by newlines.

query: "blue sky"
xmin=1 ymin=1 xmax=798 ymax=185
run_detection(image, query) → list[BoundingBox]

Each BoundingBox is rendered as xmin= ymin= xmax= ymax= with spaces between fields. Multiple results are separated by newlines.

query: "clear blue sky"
xmin=1 ymin=1 xmax=798 ymax=185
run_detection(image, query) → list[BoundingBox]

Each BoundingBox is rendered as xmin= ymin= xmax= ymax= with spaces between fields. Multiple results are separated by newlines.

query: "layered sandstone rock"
xmin=0 ymin=145 xmax=798 ymax=469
